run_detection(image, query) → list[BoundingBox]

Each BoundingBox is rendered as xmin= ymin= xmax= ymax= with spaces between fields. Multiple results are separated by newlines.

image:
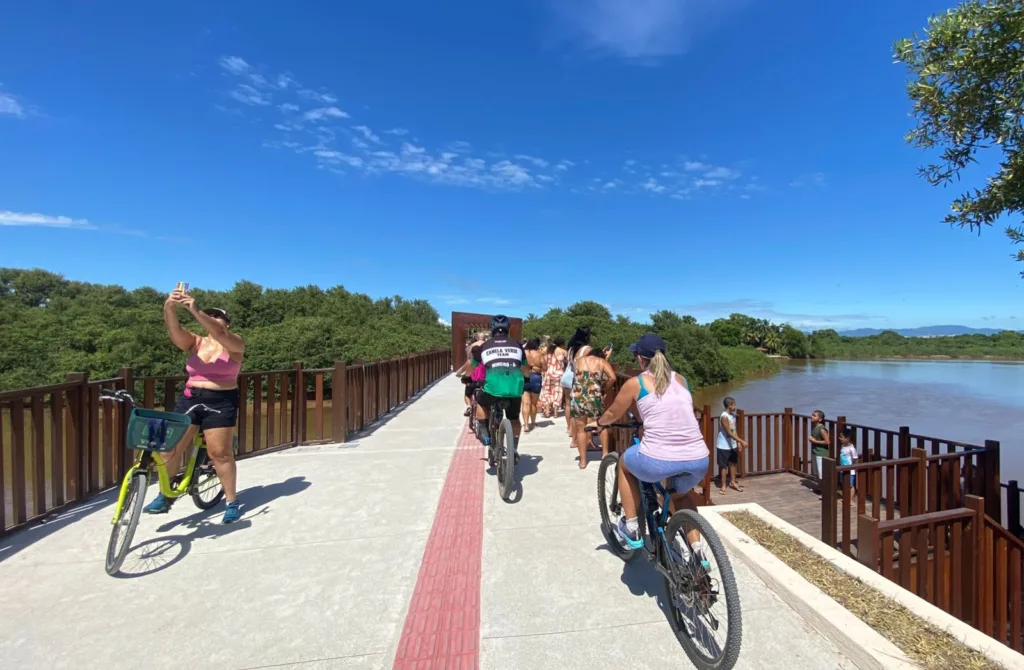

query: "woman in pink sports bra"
xmin=143 ymin=286 xmax=246 ymax=524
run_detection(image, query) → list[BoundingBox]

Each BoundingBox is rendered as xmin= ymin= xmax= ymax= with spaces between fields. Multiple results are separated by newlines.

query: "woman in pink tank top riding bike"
xmin=143 ymin=286 xmax=246 ymax=524
xmin=590 ymin=333 xmax=710 ymax=550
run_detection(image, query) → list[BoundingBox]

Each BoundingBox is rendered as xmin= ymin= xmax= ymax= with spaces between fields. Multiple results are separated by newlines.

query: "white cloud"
xmin=299 ymin=89 xmax=337 ymax=104
xmin=218 ymin=56 xmax=250 ymax=75
xmin=641 ymin=177 xmax=666 ymax=193
xmin=353 ymin=125 xmax=380 ymax=143
xmin=278 ymin=103 xmax=299 ymax=113
xmin=548 ymin=0 xmax=744 ymax=61
xmin=790 ymin=172 xmax=826 ymax=188
xmin=0 ymin=210 xmax=95 ymax=229
xmin=0 ymin=93 xmax=25 ymax=118
xmin=555 ymin=159 xmax=575 ymax=170
xmin=384 ymin=127 xmax=409 ymax=136
xmin=514 ymin=154 xmax=549 ymax=168
xmin=683 ymin=161 xmax=708 ymax=171
xmin=704 ymin=166 xmax=738 ymax=180
xmin=230 ymin=83 xmax=271 ymax=106
xmin=302 ymin=106 xmax=349 ymax=122
xmin=694 ymin=179 xmax=721 ymax=188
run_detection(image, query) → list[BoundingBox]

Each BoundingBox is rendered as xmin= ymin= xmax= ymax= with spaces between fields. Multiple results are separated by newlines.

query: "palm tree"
xmin=764 ymin=330 xmax=782 ymax=354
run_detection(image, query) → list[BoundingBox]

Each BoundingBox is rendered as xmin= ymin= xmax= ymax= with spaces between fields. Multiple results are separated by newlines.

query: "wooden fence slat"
xmin=238 ymin=376 xmax=249 ymax=454
xmin=50 ymin=391 xmax=65 ymax=508
xmin=10 ymin=398 xmax=27 ymax=525
xmin=30 ymin=395 xmax=46 ymax=516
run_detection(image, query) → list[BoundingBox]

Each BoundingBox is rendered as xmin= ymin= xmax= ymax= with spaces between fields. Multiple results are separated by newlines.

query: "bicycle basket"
xmin=125 ymin=408 xmax=194 ymax=453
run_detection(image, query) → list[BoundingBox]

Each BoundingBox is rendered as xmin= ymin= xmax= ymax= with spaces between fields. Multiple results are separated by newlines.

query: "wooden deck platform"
xmin=704 ymin=471 xmax=893 ymax=557
xmin=704 ymin=472 xmax=828 ymax=539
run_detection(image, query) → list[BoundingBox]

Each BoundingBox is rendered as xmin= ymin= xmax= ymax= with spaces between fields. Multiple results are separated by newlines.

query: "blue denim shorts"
xmin=623 ymin=445 xmax=709 ymax=494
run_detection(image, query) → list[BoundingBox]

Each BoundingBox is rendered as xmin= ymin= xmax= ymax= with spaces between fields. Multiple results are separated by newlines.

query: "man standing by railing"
xmin=716 ymin=397 xmax=747 ymax=494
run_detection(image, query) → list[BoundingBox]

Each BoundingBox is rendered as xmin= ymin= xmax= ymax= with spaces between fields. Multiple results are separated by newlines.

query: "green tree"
xmin=779 ymin=324 xmax=810 ymax=358
xmin=895 ymin=0 xmax=1024 ymax=274
xmin=708 ymin=318 xmax=744 ymax=347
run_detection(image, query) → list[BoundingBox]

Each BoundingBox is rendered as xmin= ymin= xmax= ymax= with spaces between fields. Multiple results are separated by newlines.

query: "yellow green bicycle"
xmin=101 ymin=390 xmax=225 ymax=576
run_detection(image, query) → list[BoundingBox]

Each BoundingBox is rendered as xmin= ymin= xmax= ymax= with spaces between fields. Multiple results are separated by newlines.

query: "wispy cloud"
xmin=674 ymin=298 xmax=880 ymax=329
xmin=789 ymin=172 xmax=826 ymax=188
xmin=214 ymin=55 xmax=778 ymax=198
xmin=0 ymin=210 xmax=95 ymax=229
xmin=547 ymin=0 xmax=746 ymax=62
xmin=0 ymin=93 xmax=25 ymax=118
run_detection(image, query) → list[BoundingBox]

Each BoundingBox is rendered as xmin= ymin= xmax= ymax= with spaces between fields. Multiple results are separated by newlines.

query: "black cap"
xmin=202 ymin=307 xmax=232 ymax=325
xmin=629 ymin=333 xmax=666 ymax=358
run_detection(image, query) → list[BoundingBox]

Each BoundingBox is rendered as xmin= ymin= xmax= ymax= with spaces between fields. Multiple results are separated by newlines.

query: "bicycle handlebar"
xmin=585 ymin=421 xmax=642 ymax=433
xmin=99 ymin=389 xmax=222 ymax=415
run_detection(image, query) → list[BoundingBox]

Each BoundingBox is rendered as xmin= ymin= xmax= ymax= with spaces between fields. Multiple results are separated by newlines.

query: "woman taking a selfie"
xmin=143 ymin=287 xmax=246 ymax=524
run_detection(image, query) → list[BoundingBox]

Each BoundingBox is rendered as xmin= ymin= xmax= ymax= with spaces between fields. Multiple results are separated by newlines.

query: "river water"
xmin=692 ymin=359 xmax=1024 ymax=484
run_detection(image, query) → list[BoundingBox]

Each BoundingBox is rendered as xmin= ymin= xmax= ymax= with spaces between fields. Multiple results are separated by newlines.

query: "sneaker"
xmin=222 ymin=501 xmax=241 ymax=524
xmin=614 ymin=517 xmax=644 ymax=550
xmin=143 ymin=494 xmax=174 ymax=514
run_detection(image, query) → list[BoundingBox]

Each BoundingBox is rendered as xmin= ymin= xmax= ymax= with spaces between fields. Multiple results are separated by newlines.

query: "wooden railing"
xmin=0 ymin=349 xmax=452 ymax=536
xmin=857 ymin=495 xmax=1024 ymax=653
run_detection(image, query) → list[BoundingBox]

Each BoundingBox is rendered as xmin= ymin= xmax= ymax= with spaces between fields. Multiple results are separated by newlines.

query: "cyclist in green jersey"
xmin=474 ymin=315 xmax=531 ymax=451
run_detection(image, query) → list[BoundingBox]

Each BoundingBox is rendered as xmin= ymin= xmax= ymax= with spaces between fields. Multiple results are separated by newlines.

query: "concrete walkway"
xmin=0 ymin=376 xmax=855 ymax=670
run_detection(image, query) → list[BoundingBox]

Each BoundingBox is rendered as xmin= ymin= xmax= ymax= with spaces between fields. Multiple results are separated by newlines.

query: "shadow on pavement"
xmin=0 ymin=489 xmax=119 ymax=564
xmin=499 ymin=454 xmax=544 ymax=505
xmin=115 ymin=476 xmax=312 ymax=578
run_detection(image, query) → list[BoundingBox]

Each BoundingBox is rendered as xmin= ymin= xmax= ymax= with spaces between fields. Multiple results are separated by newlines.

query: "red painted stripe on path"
xmin=393 ymin=421 xmax=485 ymax=669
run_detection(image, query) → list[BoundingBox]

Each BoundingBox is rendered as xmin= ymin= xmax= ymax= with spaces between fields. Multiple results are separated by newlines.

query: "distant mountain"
xmin=836 ymin=325 xmax=1018 ymax=338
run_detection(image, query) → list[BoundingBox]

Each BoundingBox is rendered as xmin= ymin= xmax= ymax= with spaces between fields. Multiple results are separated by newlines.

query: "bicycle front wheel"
xmin=190 ymin=448 xmax=224 ymax=510
xmin=663 ymin=509 xmax=742 ymax=670
xmin=105 ymin=471 xmax=148 ymax=576
xmin=496 ymin=418 xmax=515 ymax=501
xmin=596 ymin=452 xmax=638 ymax=561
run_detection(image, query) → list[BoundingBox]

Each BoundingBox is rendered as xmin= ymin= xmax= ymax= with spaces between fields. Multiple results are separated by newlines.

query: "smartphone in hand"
xmin=175 ymin=282 xmax=190 ymax=294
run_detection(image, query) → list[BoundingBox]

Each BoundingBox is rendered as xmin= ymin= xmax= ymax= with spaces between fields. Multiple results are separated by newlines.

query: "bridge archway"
xmin=451 ymin=311 xmax=523 ymax=371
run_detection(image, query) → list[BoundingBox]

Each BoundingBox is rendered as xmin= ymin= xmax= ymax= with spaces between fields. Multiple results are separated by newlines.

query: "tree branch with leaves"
xmin=895 ymin=0 xmax=1024 ymax=274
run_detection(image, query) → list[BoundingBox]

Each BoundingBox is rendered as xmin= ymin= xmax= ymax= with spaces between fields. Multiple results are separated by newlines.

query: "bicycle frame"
xmin=110 ymin=432 xmax=204 ymax=524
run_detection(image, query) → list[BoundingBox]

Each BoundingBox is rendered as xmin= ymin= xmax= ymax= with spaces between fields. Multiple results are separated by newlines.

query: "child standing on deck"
xmin=838 ymin=426 xmax=859 ymax=506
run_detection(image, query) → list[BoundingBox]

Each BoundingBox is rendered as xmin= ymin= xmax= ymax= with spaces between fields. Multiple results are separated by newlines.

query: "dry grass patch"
xmin=721 ymin=511 xmax=1002 ymax=670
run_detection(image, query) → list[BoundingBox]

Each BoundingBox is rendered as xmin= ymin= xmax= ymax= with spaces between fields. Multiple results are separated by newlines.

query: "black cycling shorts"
xmin=174 ymin=387 xmax=239 ymax=431
xmin=476 ymin=390 xmax=521 ymax=421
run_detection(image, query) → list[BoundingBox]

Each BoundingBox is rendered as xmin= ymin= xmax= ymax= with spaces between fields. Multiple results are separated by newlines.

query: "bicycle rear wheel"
xmin=105 ymin=471 xmax=148 ymax=576
xmin=496 ymin=418 xmax=515 ymax=500
xmin=596 ymin=453 xmax=638 ymax=561
xmin=663 ymin=510 xmax=742 ymax=670
xmin=190 ymin=448 xmax=225 ymax=510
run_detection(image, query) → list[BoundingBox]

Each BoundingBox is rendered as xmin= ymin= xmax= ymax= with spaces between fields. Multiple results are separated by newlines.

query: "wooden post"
xmin=332 ymin=361 xmax=347 ymax=443
xmin=821 ymin=456 xmax=838 ymax=547
xmin=857 ymin=514 xmax=879 ymax=570
xmin=65 ymin=372 xmax=88 ymax=502
xmin=736 ymin=408 xmax=746 ymax=477
xmin=982 ymin=440 xmax=1002 ymax=525
xmin=964 ymin=494 xmax=987 ymax=630
xmin=898 ymin=425 xmax=911 ymax=459
xmin=1008 ymin=480 xmax=1022 ymax=539
xmin=783 ymin=407 xmax=793 ymax=471
xmin=293 ymin=362 xmax=305 ymax=447
xmin=911 ymin=447 xmax=928 ymax=516
xmin=835 ymin=415 xmax=846 ymax=461
xmin=701 ymin=404 xmax=713 ymax=505
xmin=117 ymin=366 xmax=133 ymax=479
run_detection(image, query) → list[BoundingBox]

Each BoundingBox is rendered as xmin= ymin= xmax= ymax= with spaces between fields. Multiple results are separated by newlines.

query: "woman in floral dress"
xmin=539 ymin=336 xmax=567 ymax=418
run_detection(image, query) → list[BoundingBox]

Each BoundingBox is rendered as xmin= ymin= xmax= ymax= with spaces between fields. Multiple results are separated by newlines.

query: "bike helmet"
xmin=490 ymin=314 xmax=511 ymax=335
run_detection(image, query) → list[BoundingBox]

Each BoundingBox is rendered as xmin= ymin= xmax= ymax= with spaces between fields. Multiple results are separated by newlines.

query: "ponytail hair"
xmin=646 ymin=350 xmax=672 ymax=395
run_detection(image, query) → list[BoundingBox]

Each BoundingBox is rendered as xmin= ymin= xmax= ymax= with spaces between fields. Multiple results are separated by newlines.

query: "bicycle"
xmin=593 ymin=420 xmax=742 ymax=670
xmin=461 ymin=377 xmax=516 ymax=501
xmin=101 ymin=390 xmax=226 ymax=576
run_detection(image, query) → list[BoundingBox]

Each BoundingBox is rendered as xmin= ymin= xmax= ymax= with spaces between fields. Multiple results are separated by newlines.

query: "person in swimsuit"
xmin=563 ymin=327 xmax=593 ymax=443
xmin=538 ymin=336 xmax=567 ymax=418
xmin=521 ymin=338 xmax=546 ymax=432
xmin=570 ymin=347 xmax=616 ymax=469
xmin=144 ymin=287 xmax=246 ymax=524
xmin=591 ymin=333 xmax=710 ymax=556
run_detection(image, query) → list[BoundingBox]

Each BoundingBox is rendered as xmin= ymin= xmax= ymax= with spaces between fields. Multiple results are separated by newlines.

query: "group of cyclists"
xmin=456 ymin=315 xmax=711 ymax=549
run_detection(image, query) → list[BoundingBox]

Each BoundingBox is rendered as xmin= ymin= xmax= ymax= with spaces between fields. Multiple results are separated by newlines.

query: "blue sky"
xmin=1 ymin=0 xmax=1021 ymax=331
